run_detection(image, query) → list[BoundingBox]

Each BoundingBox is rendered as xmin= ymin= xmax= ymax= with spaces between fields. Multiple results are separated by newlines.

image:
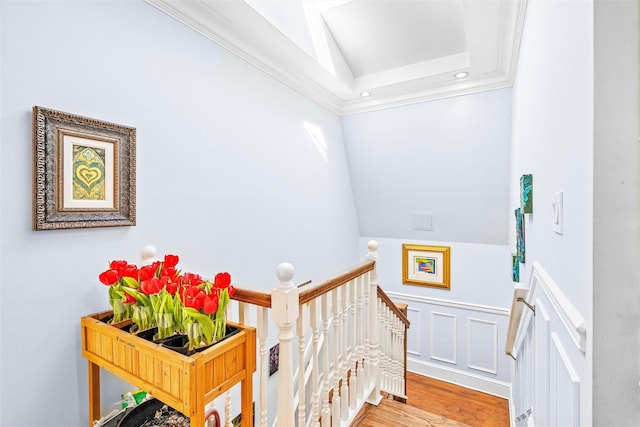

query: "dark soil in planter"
xmin=117 ymin=399 xmax=189 ymax=427
xmin=100 ymin=314 xmax=114 ymax=324
xmin=134 ymin=327 xmax=158 ymax=342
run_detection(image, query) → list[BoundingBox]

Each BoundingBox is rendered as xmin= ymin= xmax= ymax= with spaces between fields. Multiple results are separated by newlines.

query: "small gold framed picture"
xmin=402 ymin=244 xmax=451 ymax=290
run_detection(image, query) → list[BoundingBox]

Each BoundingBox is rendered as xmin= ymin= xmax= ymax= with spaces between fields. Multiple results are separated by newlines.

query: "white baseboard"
xmin=407 ymin=357 xmax=511 ymax=399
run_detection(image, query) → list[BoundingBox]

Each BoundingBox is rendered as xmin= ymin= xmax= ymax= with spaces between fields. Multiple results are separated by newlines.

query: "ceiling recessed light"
xmin=454 ymin=71 xmax=469 ymax=79
xmin=360 ymin=91 xmax=371 ymax=97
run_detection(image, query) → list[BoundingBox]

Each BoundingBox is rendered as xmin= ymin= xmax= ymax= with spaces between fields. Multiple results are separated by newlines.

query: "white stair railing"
xmin=222 ymin=240 xmax=409 ymax=426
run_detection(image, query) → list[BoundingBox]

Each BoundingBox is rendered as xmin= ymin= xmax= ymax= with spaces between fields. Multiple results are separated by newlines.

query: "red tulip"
xmin=110 ymin=260 xmax=128 ymax=272
xmin=203 ymin=293 xmax=219 ymax=315
xmin=164 ymin=254 xmax=179 ymax=268
xmin=214 ymin=272 xmax=231 ymax=289
xmin=99 ymin=269 xmax=119 ymax=286
xmin=184 ymin=286 xmax=205 ymax=310
xmin=161 ymin=266 xmax=178 ymax=281
xmin=185 ymin=294 xmax=204 ymax=311
xmin=121 ymin=264 xmax=138 ymax=279
xmin=140 ymin=277 xmax=163 ymax=295
xmin=166 ymin=282 xmax=178 ymax=296
xmin=138 ymin=265 xmax=156 ymax=281
xmin=228 ymin=285 xmax=236 ymax=298
xmin=151 ymin=261 xmax=162 ymax=276
xmin=123 ymin=292 xmax=137 ymax=304
xmin=185 ymin=286 xmax=204 ymax=299
xmin=182 ymin=272 xmax=203 ymax=286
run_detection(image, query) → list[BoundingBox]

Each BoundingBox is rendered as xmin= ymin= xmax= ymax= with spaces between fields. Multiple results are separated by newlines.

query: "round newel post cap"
xmin=276 ymin=262 xmax=295 ymax=286
xmin=141 ymin=245 xmax=156 ymax=265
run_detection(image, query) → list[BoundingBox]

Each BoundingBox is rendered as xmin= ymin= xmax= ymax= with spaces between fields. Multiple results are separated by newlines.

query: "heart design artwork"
xmin=72 ymin=147 xmax=106 ymax=200
xmin=75 ymin=164 xmax=103 ymax=189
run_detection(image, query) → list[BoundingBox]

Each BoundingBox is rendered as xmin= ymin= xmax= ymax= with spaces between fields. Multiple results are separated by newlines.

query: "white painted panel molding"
xmin=430 ymin=312 xmax=457 ymax=364
xmin=467 ymin=318 xmax=498 ymax=374
xmin=551 ymin=333 xmax=581 ymax=427
xmin=528 ymin=262 xmax=587 ymax=352
xmin=511 ymin=262 xmax=586 ymax=427
xmin=406 ymin=307 xmax=421 ymax=356
xmin=534 ymin=299 xmax=551 ymax=427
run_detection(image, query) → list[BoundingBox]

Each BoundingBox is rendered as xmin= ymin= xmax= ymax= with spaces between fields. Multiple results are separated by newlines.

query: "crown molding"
xmin=145 ymin=0 xmax=527 ymax=116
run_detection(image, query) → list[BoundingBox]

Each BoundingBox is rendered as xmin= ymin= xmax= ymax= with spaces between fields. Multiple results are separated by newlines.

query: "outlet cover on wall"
xmin=552 ymin=192 xmax=563 ymax=235
xmin=413 ymin=211 xmax=434 ymax=231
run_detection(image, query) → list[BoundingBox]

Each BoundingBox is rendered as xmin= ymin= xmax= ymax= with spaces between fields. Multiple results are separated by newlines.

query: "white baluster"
xmin=340 ymin=284 xmax=349 ymax=421
xmin=331 ymin=289 xmax=341 ymax=426
xmin=272 ymin=263 xmax=300 ymax=427
xmin=379 ymin=299 xmax=387 ymax=392
xmin=367 ymin=241 xmax=381 ymax=403
xmin=310 ymin=299 xmax=321 ymax=427
xmin=397 ymin=317 xmax=405 ymax=396
xmin=257 ymin=307 xmax=268 ymax=427
xmin=321 ymin=293 xmax=331 ymax=427
xmin=387 ymin=303 xmax=393 ymax=393
xmin=385 ymin=302 xmax=392 ymax=393
xmin=298 ymin=304 xmax=307 ymax=427
xmin=238 ymin=301 xmax=249 ymax=325
xmin=349 ymin=279 xmax=358 ymax=411
xmin=356 ymin=275 xmax=365 ymax=400
xmin=391 ymin=309 xmax=397 ymax=395
xmin=400 ymin=321 xmax=406 ymax=396
xmin=362 ymin=270 xmax=371 ymax=387
xmin=225 ymin=391 xmax=231 ymax=427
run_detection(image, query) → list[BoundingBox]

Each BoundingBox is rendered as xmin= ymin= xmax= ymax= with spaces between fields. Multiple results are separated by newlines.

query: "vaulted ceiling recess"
xmin=145 ymin=0 xmax=527 ymax=115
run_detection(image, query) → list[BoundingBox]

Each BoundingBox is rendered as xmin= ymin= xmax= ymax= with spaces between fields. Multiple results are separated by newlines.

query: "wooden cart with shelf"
xmin=81 ymin=311 xmax=256 ymax=427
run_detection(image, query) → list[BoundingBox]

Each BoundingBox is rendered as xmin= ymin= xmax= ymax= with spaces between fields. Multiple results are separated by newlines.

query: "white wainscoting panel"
xmin=467 ymin=318 xmax=498 ymax=374
xmin=387 ymin=291 xmax=511 ymax=398
xmin=534 ymin=299 xmax=551 ymax=427
xmin=430 ymin=312 xmax=457 ymax=364
xmin=406 ymin=307 xmax=421 ymax=356
xmin=510 ymin=262 xmax=588 ymax=426
xmin=551 ymin=333 xmax=581 ymax=427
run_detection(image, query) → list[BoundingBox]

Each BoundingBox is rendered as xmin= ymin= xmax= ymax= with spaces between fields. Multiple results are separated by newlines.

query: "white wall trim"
xmin=408 ymin=358 xmax=511 ymax=399
xmin=386 ymin=291 xmax=509 ymax=316
xmin=528 ymin=262 xmax=587 ymax=353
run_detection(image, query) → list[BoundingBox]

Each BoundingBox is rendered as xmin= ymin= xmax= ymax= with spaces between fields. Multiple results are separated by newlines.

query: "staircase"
xmin=222 ymin=240 xmax=410 ymax=426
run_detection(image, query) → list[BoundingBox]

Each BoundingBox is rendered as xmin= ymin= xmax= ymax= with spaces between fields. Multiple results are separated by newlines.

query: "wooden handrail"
xmin=231 ymin=287 xmax=272 ymax=308
xmin=298 ymin=260 xmax=376 ymax=305
xmin=377 ymin=286 xmax=410 ymax=328
xmin=505 ymin=287 xmax=530 ymax=359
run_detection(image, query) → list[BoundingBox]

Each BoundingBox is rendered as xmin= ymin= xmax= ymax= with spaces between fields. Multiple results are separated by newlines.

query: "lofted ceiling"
xmin=145 ymin=0 xmax=527 ymax=115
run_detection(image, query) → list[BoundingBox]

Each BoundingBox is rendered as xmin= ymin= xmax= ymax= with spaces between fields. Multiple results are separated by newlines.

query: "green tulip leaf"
xmin=123 ymin=287 xmax=151 ymax=307
xmin=122 ymin=276 xmax=139 ymax=289
xmin=183 ymin=307 xmax=215 ymax=343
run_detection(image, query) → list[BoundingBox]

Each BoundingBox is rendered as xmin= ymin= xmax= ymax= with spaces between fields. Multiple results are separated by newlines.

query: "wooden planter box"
xmin=81 ymin=311 xmax=256 ymax=427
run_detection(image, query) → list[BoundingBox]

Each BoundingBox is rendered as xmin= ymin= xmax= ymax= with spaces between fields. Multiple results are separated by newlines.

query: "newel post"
xmin=272 ymin=262 xmax=300 ymax=426
xmin=367 ymin=240 xmax=381 ymax=403
xmin=141 ymin=245 xmax=156 ymax=265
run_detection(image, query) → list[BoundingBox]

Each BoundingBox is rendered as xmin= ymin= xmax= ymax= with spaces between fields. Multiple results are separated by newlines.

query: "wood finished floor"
xmin=353 ymin=371 xmax=510 ymax=427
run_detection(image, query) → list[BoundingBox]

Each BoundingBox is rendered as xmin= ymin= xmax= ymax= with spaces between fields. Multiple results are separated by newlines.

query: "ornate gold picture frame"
xmin=32 ymin=106 xmax=136 ymax=230
xmin=402 ymin=244 xmax=451 ymax=289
